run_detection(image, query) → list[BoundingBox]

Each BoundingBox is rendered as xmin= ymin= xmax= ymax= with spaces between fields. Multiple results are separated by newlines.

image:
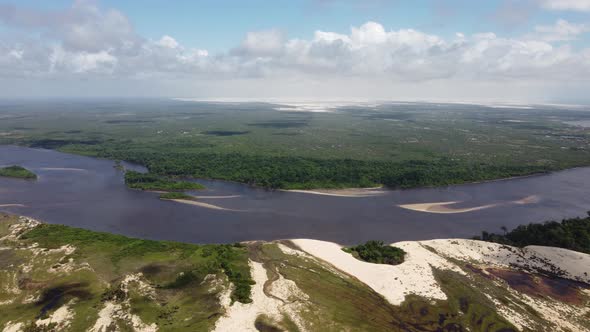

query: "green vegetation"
xmin=107 ymin=152 xmax=554 ymax=189
xmin=1 ymin=100 xmax=589 ymax=189
xmin=252 ymin=242 xmax=517 ymax=331
xmin=3 ymin=214 xmax=587 ymax=331
xmin=159 ymin=192 xmax=194 ymax=200
xmin=343 ymin=240 xmax=406 ymax=265
xmin=124 ymin=170 xmax=205 ymax=191
xmin=476 ymin=214 xmax=590 ymax=254
xmin=17 ymin=219 xmax=253 ymax=303
xmin=0 ymin=165 xmax=37 ymax=179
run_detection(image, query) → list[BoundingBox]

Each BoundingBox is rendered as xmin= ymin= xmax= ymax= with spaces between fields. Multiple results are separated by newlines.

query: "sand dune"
xmin=290 ymin=239 xmax=459 ymax=305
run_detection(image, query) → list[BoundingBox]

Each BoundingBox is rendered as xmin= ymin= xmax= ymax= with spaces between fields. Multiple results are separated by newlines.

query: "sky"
xmin=1 ymin=0 xmax=590 ymax=103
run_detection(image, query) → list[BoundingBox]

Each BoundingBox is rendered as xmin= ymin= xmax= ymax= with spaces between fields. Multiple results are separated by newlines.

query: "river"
xmin=1 ymin=145 xmax=589 ymax=244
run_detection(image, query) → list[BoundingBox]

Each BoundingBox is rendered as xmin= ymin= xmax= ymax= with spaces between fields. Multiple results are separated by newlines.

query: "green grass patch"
xmin=0 ymin=216 xmax=255 ymax=331
xmin=343 ymin=240 xmax=406 ymax=265
xmin=159 ymin=192 xmax=194 ymax=200
xmin=19 ymin=223 xmax=253 ymax=304
xmin=0 ymin=165 xmax=37 ymax=179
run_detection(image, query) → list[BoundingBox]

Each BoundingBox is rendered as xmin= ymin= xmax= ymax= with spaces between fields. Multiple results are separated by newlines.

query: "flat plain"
xmin=0 ymin=100 xmax=589 ymax=189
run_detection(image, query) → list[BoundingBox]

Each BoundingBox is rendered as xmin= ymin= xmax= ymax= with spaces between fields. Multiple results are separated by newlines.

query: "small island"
xmin=124 ymin=170 xmax=205 ymax=191
xmin=343 ymin=240 xmax=406 ymax=265
xmin=158 ymin=192 xmax=195 ymax=200
xmin=0 ymin=165 xmax=37 ymax=180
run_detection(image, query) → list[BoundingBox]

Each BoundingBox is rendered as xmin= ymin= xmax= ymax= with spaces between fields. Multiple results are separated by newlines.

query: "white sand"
xmin=89 ymin=302 xmax=120 ymax=332
xmin=285 ymin=188 xmax=386 ymax=198
xmin=423 ymin=239 xmax=590 ymax=282
xmin=121 ymin=273 xmax=156 ymax=300
xmin=0 ymin=217 xmax=39 ymax=242
xmin=35 ymin=302 xmax=75 ymax=329
xmin=398 ymin=195 xmax=540 ymax=214
xmin=213 ymin=260 xmax=306 ymax=332
xmin=290 ymin=239 xmax=461 ymax=305
xmin=524 ymin=245 xmax=590 ymax=283
xmin=0 ymin=204 xmax=25 ymax=208
xmin=89 ymin=273 xmax=158 ymax=332
xmin=2 ymin=322 xmax=23 ymax=332
xmin=39 ymin=168 xmax=86 ymax=172
xmin=189 ymin=195 xmax=242 ymax=199
xmin=398 ymin=201 xmax=498 ymax=213
xmin=167 ymin=199 xmax=241 ymax=211
xmin=290 ymin=238 xmax=590 ymax=308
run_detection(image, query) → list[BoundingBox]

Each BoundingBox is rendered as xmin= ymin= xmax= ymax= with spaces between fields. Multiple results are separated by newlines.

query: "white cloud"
xmin=49 ymin=46 xmax=117 ymax=74
xmin=1 ymin=1 xmax=590 ymax=101
xmin=157 ymin=35 xmax=179 ymax=49
xmin=232 ymin=29 xmax=284 ymax=56
xmin=533 ymin=19 xmax=589 ymax=41
xmin=540 ymin=0 xmax=590 ymax=11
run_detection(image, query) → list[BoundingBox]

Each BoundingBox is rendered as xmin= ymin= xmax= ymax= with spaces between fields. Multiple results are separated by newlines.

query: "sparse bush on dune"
xmin=343 ymin=240 xmax=406 ymax=265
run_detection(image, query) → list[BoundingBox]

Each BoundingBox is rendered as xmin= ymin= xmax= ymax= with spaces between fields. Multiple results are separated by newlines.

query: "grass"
xmin=0 ymin=165 xmax=37 ymax=179
xmin=18 ymin=222 xmax=253 ymax=301
xmin=343 ymin=240 xmax=406 ymax=265
xmin=159 ymin=192 xmax=194 ymax=200
xmin=124 ymin=171 xmax=205 ymax=191
xmin=2 ymin=214 xmax=587 ymax=331
xmin=253 ymin=242 xmax=518 ymax=331
xmin=0 ymin=215 xmax=254 ymax=331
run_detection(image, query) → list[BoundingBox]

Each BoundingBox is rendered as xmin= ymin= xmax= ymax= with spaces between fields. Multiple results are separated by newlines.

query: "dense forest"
xmin=108 ymin=151 xmax=551 ymax=189
xmin=476 ymin=214 xmax=590 ymax=254
xmin=124 ymin=170 xmax=205 ymax=191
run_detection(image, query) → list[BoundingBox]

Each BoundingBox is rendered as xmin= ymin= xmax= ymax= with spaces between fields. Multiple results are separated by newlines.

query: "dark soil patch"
xmin=36 ymin=282 xmax=92 ymax=317
xmin=104 ymin=120 xmax=154 ymax=124
xmin=487 ymin=268 xmax=589 ymax=305
xmin=204 ymin=130 xmax=250 ymax=136
xmin=248 ymin=121 xmax=308 ymax=129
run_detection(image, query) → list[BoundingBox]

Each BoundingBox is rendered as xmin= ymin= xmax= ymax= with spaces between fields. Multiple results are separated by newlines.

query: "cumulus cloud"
xmin=157 ymin=35 xmax=179 ymax=49
xmin=540 ymin=0 xmax=590 ymax=11
xmin=231 ymin=29 xmax=285 ymax=57
xmin=1 ymin=1 xmax=590 ymax=100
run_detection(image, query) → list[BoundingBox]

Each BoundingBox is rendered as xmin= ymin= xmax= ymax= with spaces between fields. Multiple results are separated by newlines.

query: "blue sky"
xmin=0 ymin=0 xmax=590 ymax=102
xmin=4 ymin=0 xmax=589 ymax=51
